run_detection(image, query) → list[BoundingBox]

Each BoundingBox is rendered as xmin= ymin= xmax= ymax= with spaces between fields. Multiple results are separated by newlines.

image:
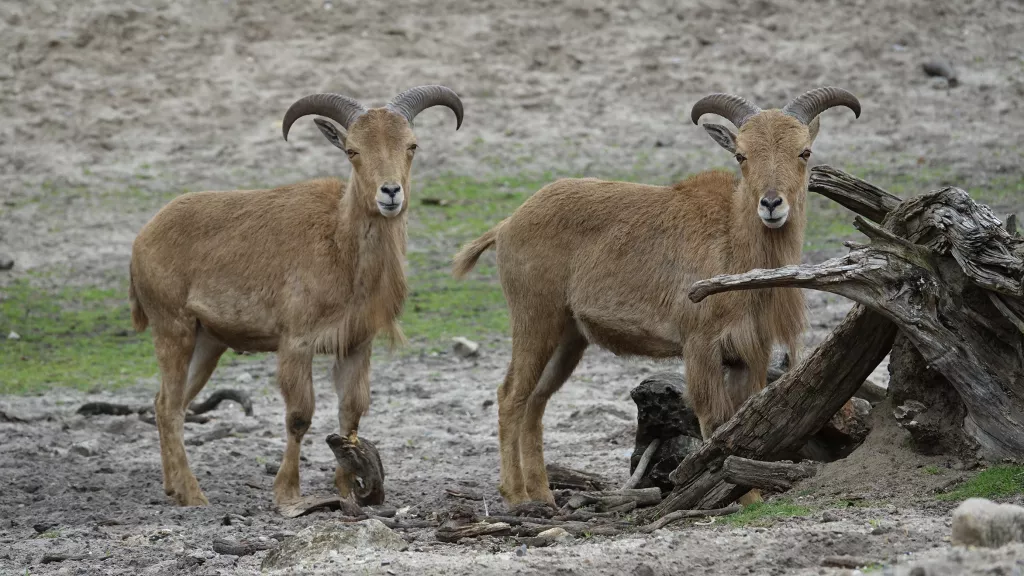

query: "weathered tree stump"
xmin=642 ymin=165 xmax=1024 ymax=522
xmin=326 ymin=434 xmax=386 ymax=506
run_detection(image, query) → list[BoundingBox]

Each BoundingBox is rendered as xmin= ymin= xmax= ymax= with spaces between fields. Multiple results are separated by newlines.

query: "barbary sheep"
xmin=452 ymin=87 xmax=860 ymax=507
xmin=129 ymin=85 xmax=463 ymax=506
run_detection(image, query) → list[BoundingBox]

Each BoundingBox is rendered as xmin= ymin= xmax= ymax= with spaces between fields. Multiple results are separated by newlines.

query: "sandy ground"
xmin=2 ymin=0 xmax=1024 ymax=574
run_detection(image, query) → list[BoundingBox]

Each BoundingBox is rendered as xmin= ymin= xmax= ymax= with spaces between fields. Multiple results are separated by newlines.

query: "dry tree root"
xmin=78 ymin=388 xmax=254 ymax=424
xmin=559 ymin=487 xmax=662 ymax=515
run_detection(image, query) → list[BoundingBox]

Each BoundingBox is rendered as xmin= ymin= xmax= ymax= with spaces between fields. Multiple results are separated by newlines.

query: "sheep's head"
xmin=691 ymin=87 xmax=860 ymax=229
xmin=281 ymin=85 xmax=464 ymax=218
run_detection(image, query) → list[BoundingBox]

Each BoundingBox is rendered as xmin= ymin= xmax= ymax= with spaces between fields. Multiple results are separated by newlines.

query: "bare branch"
xmin=808 ymin=165 xmax=901 ymax=223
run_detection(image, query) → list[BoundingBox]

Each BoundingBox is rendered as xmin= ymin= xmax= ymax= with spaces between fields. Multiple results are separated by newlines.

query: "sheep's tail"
xmin=452 ymin=219 xmax=505 ymax=279
xmin=128 ymin=266 xmax=148 ymax=332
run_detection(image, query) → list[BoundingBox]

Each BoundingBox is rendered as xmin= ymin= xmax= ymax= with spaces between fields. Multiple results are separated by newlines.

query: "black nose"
xmin=760 ymin=196 xmax=783 ymax=211
xmin=380 ymin=184 xmax=401 ymax=198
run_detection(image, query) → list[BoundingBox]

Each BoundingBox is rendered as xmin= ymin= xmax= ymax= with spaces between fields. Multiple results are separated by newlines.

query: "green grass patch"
xmin=725 ymin=499 xmax=813 ymax=527
xmin=399 ymin=174 xmax=552 ymax=346
xmin=937 ymin=465 xmax=1024 ymax=502
xmin=0 ymin=278 xmax=157 ymax=394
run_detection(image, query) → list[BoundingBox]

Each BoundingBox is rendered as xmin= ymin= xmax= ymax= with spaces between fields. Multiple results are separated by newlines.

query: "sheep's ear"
xmin=313 ymin=118 xmax=346 ymax=151
xmin=702 ymin=123 xmax=737 ymax=153
xmin=807 ymin=116 xmax=821 ymax=145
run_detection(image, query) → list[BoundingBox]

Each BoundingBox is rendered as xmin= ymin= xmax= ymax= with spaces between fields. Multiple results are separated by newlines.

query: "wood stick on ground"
xmin=721 ymin=456 xmax=821 ymax=492
xmin=640 ymin=505 xmax=741 ymax=533
xmin=621 ymin=439 xmax=660 ymax=490
xmin=189 ymin=389 xmax=254 ymax=417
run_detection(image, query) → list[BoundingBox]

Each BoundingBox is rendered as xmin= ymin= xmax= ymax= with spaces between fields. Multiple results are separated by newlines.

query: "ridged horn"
xmin=690 ymin=93 xmax=762 ymax=128
xmin=781 ymin=86 xmax=861 ymax=125
xmin=282 ymin=93 xmax=367 ymax=141
xmin=386 ymin=85 xmax=464 ymax=130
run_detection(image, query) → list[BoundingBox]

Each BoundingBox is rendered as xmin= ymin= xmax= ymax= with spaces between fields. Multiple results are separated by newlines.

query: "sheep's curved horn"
xmin=386 ymin=85 xmax=464 ymax=130
xmin=690 ymin=94 xmax=762 ymax=128
xmin=282 ymin=94 xmax=367 ymax=141
xmin=781 ymin=87 xmax=861 ymax=125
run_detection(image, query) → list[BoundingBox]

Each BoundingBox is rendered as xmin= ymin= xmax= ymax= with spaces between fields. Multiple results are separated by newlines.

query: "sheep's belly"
xmin=574 ymin=316 xmax=681 ymax=358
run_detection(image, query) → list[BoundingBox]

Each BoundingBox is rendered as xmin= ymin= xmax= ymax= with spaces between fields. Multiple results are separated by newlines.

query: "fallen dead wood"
xmin=640 ymin=305 xmax=897 ymax=521
xmin=189 ymin=389 xmax=254 ymax=417
xmin=640 ymin=505 xmax=741 ymax=533
xmin=212 ymin=537 xmax=276 ymax=557
xmin=276 ymin=494 xmax=362 ymax=519
xmin=721 ymin=457 xmax=820 ymax=492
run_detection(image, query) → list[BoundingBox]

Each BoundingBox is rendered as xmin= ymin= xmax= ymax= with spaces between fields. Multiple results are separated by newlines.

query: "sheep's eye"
xmin=735 ymin=153 xmax=746 ymax=164
xmin=408 ymin=144 xmax=418 ymax=152
xmin=346 ymin=149 xmax=358 ymax=159
xmin=799 ymin=149 xmax=811 ymax=160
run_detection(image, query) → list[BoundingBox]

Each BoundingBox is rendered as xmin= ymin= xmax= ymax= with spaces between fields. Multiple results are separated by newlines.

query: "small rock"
xmin=515 ymin=543 xmax=527 ymax=557
xmin=265 ymin=462 xmax=280 ymax=476
xmin=452 ymin=337 xmax=480 ymax=358
xmin=261 ymin=520 xmax=407 ymax=571
xmin=236 ymin=372 xmax=253 ymax=384
xmin=537 ymin=527 xmax=572 ymax=543
xmin=951 ymin=498 xmax=1024 ymax=548
xmin=820 ymin=510 xmax=840 ymax=523
xmin=921 ymin=59 xmax=959 ymax=87
xmin=7 ymin=331 xmax=19 ymax=340
xmin=71 ymin=440 xmax=102 ymax=457
xmin=0 ymin=256 xmax=13 ymax=271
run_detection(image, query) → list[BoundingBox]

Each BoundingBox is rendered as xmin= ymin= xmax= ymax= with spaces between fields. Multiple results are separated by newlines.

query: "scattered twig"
xmin=640 ymin=505 xmax=741 ymax=533
xmin=212 ymin=537 xmax=276 ymax=557
xmin=76 ymin=402 xmax=137 ymax=416
xmin=435 ymin=521 xmax=512 ymax=543
xmin=445 ymin=487 xmax=484 ymax=501
xmin=40 ymin=553 xmax=87 ymax=564
xmin=822 ymin=555 xmax=876 ymax=569
xmin=621 ymin=439 xmax=660 ymax=490
xmin=546 ymin=463 xmax=605 ymax=491
xmin=560 ymin=487 xmax=662 ymax=514
xmin=189 ymin=389 xmax=254 ymax=417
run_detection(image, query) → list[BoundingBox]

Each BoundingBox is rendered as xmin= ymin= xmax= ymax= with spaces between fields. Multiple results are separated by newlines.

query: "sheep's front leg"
xmin=684 ymin=337 xmax=731 ymax=441
xmin=273 ymin=346 xmax=315 ymax=505
xmin=332 ymin=341 xmax=372 ymax=499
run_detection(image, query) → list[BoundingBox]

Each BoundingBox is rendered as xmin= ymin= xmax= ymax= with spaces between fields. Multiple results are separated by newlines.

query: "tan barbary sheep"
xmin=129 ymin=85 xmax=463 ymax=506
xmin=452 ymin=87 xmax=860 ymax=507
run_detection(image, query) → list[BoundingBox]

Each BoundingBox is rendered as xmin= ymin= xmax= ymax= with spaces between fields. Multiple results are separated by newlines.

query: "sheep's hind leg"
xmin=332 ymin=341 xmax=372 ymax=500
xmin=521 ymin=321 xmax=587 ymax=505
xmin=498 ymin=314 xmax=565 ymax=507
xmin=182 ymin=325 xmax=228 ymax=410
xmin=153 ymin=323 xmax=208 ymax=506
xmin=273 ymin=345 xmax=315 ymax=505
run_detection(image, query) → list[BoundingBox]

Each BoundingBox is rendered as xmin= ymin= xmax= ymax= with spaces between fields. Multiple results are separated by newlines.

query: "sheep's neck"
xmin=339 ymin=182 xmax=408 ymax=330
xmin=728 ymin=182 xmax=805 ymax=273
